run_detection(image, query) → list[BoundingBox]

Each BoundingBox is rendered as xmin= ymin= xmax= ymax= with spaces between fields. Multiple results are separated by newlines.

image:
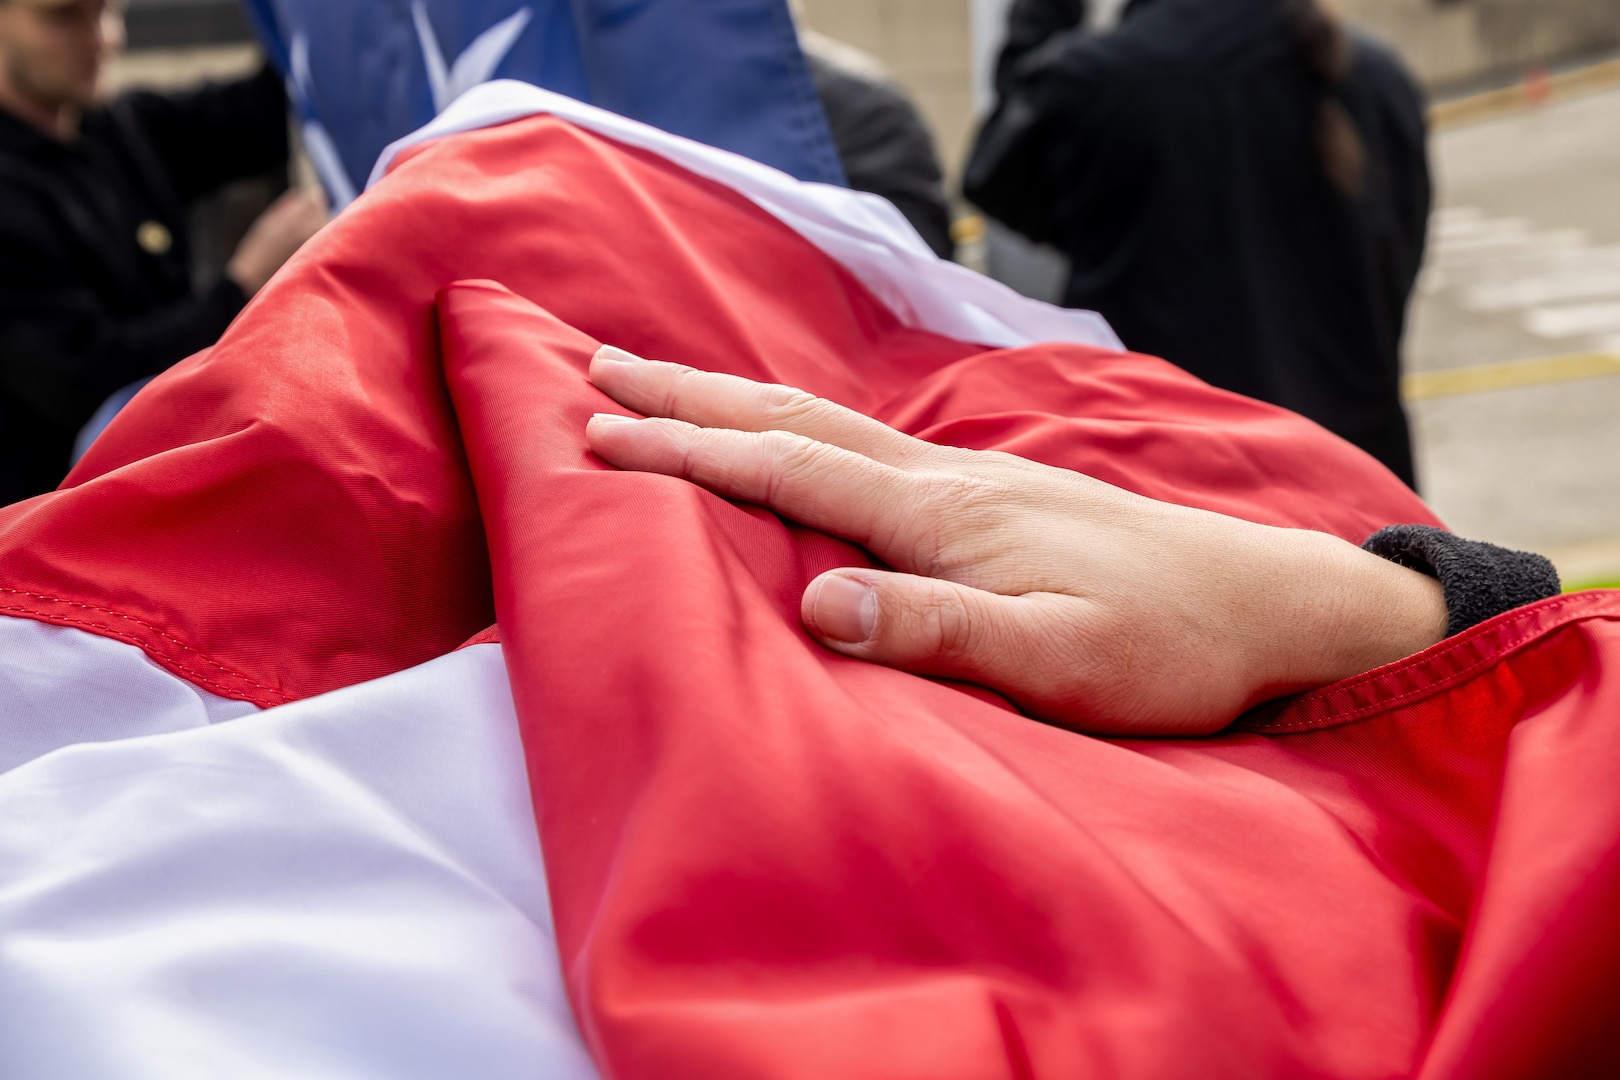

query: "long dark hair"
xmin=1291 ymin=0 xmax=1366 ymax=198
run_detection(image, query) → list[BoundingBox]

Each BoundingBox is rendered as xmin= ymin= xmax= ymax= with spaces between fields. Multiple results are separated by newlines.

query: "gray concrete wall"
xmin=798 ymin=0 xmax=977 ymax=184
xmin=1342 ymin=0 xmax=1620 ymax=89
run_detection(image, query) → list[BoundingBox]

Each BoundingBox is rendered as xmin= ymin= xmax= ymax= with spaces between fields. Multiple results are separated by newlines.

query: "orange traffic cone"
xmin=1524 ymin=62 xmax=1552 ymax=108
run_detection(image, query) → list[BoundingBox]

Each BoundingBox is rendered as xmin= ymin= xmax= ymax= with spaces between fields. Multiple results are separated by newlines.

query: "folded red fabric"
xmin=1 ymin=113 xmax=1614 ymax=1078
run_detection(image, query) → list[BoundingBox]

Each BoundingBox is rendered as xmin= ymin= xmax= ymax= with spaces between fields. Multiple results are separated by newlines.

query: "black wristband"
xmin=1362 ymin=525 xmax=1561 ymax=637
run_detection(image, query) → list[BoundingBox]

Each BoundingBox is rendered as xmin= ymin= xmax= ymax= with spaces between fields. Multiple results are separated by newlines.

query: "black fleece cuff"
xmin=1362 ymin=525 xmax=1561 ymax=637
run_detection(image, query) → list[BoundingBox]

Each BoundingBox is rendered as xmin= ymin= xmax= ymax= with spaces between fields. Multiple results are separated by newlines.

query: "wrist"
xmin=1362 ymin=525 xmax=1561 ymax=636
xmin=1251 ymin=529 xmax=1448 ymax=706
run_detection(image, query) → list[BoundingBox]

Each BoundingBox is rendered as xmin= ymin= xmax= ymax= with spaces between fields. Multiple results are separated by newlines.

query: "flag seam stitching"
xmin=0 ymin=589 xmax=286 ymax=703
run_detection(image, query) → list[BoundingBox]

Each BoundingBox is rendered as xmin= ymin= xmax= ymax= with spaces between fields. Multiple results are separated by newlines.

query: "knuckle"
xmin=960 ymin=448 xmax=1073 ymax=498
xmin=662 ymin=364 xmax=706 ymax=419
xmin=758 ymin=429 xmax=826 ymax=502
xmin=976 ymin=448 xmax=1042 ymax=473
xmin=758 ymin=426 xmax=815 ymax=459
xmin=899 ymin=471 xmax=1012 ymax=574
xmin=919 ymin=469 xmax=1008 ymax=514
xmin=758 ymin=383 xmax=828 ymax=429
xmin=673 ymin=420 xmax=714 ymax=479
xmin=921 ymin=587 xmax=981 ymax=666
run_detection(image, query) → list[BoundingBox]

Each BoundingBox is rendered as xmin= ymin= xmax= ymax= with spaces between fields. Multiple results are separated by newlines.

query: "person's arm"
xmin=0 ymin=179 xmax=317 ymax=430
xmin=995 ymin=0 xmax=1086 ymax=100
xmin=121 ymin=62 xmax=290 ymax=204
xmin=964 ymin=4 xmax=1133 ymax=249
xmin=1362 ymin=525 xmax=1559 ymax=636
xmin=582 ymin=349 xmax=1453 ymax=737
xmin=0 ymin=279 xmax=243 ymax=430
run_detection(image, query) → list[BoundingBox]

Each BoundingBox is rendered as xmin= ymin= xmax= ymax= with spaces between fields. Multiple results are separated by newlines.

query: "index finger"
xmin=586 ymin=412 xmax=923 ymax=562
xmin=588 ymin=346 xmax=944 ymax=469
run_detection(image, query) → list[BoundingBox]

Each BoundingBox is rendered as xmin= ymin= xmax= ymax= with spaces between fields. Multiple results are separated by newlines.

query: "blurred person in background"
xmin=966 ymin=0 xmax=1430 ymax=487
xmin=800 ymin=27 xmax=955 ymax=259
xmin=0 ymin=0 xmax=323 ymax=503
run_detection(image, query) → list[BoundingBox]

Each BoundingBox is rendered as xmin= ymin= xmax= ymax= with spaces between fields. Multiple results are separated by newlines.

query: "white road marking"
xmin=1464 ymin=259 xmax=1620 ymax=311
xmin=1426 ymin=207 xmax=1620 ymax=346
xmin=1525 ymin=301 xmax=1620 ymax=339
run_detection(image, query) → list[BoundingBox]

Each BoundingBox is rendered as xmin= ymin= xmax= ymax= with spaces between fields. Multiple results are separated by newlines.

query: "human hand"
xmin=226 ymin=189 xmax=328 ymax=297
xmin=584 ymin=348 xmax=1448 ymax=736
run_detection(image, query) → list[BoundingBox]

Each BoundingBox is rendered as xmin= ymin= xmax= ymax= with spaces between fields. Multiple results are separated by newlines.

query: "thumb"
xmin=801 ymin=568 xmax=1055 ymax=690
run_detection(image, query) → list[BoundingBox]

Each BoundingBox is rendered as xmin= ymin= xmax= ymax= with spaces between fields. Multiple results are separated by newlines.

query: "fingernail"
xmin=593 ymin=345 xmax=645 ymax=365
xmin=589 ymin=412 xmax=637 ymax=425
xmin=810 ymin=573 xmax=876 ymax=644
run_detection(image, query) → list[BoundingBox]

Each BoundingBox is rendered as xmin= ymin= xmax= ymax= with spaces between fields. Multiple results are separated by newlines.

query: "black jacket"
xmin=966 ymin=0 xmax=1430 ymax=486
xmin=0 ymin=64 xmax=288 ymax=503
xmin=806 ymin=49 xmax=954 ymax=260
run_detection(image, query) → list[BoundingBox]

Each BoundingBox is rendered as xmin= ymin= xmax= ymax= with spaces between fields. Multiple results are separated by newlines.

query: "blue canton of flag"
xmin=240 ymin=0 xmax=847 ymax=206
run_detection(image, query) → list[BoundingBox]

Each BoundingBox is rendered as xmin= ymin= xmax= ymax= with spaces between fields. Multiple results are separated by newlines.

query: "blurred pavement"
xmin=1406 ymin=76 xmax=1620 ymax=586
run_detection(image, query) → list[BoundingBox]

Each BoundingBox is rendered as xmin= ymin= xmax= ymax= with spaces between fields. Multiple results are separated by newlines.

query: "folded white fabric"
xmin=0 ymin=618 xmax=596 ymax=1080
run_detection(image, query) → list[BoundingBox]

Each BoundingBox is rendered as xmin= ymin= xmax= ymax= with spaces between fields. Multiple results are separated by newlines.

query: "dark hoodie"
xmin=967 ymin=0 xmax=1430 ymax=486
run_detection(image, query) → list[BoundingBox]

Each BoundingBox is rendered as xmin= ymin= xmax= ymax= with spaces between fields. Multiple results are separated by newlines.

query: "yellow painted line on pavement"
xmin=1430 ymin=57 xmax=1620 ymax=131
xmin=1403 ymin=351 xmax=1620 ymax=400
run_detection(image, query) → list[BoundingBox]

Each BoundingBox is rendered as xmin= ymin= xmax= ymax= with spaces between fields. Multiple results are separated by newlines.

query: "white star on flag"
xmin=289 ymin=32 xmax=359 ymax=208
xmin=412 ymin=4 xmax=535 ymax=115
xmin=286 ymin=8 xmax=532 ymax=210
